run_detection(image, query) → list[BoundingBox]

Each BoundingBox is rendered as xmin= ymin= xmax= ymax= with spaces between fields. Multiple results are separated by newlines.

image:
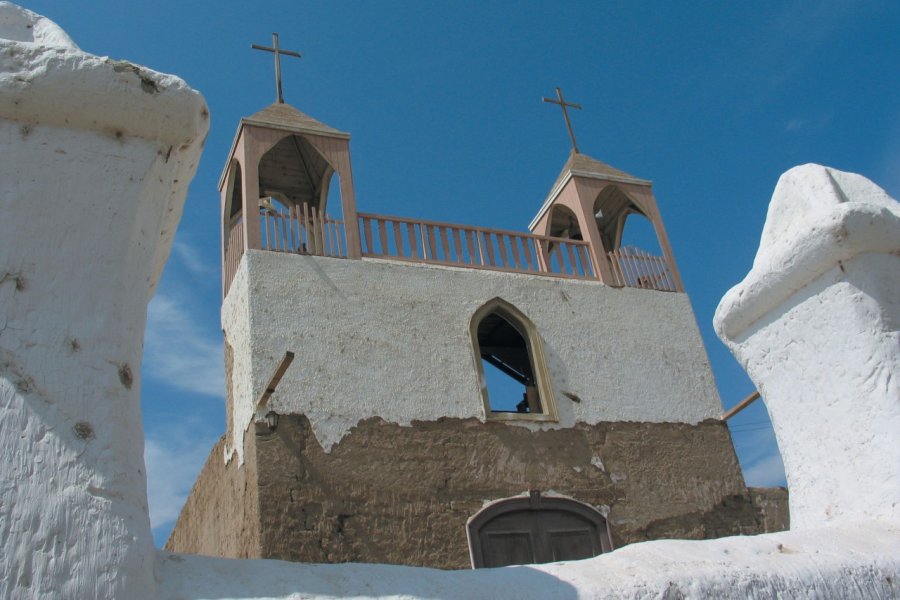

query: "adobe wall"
xmin=164 ymin=433 xmax=263 ymax=559
xmin=242 ymin=415 xmax=773 ymax=569
xmin=223 ymin=251 xmax=724 ymax=461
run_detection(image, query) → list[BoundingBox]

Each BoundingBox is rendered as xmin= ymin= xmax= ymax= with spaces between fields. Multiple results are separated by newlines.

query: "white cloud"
xmin=171 ymin=239 xmax=216 ymax=277
xmin=144 ymin=292 xmax=224 ymax=397
xmin=145 ymin=428 xmax=217 ymax=535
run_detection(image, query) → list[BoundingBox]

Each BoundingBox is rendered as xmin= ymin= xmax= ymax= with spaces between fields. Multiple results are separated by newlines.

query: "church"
xmin=166 ymin=41 xmax=786 ymax=569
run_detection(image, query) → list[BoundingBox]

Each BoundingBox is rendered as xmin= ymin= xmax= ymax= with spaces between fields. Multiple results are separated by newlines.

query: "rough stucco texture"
xmin=0 ymin=4 xmax=207 ymax=598
xmin=169 ymin=416 xmax=785 ymax=569
xmin=223 ymin=251 xmax=724 ymax=460
xmin=715 ymin=165 xmax=900 ymax=530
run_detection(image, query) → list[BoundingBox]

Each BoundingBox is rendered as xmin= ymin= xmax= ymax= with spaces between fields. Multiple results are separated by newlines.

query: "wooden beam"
xmin=721 ymin=390 xmax=761 ymax=421
xmin=256 ymin=351 xmax=294 ymax=412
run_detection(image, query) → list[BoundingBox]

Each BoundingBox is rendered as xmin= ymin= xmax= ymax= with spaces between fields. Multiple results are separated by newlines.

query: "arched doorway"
xmin=467 ymin=491 xmax=613 ymax=568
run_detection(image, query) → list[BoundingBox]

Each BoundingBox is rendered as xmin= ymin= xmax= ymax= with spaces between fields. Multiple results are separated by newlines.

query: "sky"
xmin=22 ymin=1 xmax=900 ymax=547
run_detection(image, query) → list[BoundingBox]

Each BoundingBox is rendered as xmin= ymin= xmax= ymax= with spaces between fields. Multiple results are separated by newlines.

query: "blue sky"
xmin=24 ymin=1 xmax=900 ymax=547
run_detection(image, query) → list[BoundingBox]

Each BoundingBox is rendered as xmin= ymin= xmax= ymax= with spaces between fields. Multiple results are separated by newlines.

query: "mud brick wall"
xmin=242 ymin=415 xmax=776 ymax=569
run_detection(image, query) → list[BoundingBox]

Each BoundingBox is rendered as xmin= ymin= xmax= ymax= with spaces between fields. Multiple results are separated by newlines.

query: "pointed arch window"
xmin=470 ymin=299 xmax=557 ymax=422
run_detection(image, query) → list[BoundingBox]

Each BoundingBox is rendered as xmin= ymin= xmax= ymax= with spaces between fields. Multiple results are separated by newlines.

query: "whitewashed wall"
xmin=715 ymin=164 xmax=900 ymax=529
xmin=223 ymin=251 xmax=723 ymax=459
xmin=0 ymin=4 xmax=207 ymax=598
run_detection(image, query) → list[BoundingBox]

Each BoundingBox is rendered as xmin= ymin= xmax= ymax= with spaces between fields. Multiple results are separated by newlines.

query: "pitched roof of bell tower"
xmin=530 ymin=150 xmax=652 ymax=231
xmin=243 ymin=102 xmax=349 ymax=139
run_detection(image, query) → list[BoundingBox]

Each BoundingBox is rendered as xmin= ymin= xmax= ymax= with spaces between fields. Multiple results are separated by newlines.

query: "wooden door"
xmin=468 ymin=492 xmax=612 ymax=568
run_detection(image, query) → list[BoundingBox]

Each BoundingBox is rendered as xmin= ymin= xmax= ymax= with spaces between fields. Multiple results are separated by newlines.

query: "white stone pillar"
xmin=714 ymin=164 xmax=900 ymax=530
xmin=0 ymin=4 xmax=207 ymax=598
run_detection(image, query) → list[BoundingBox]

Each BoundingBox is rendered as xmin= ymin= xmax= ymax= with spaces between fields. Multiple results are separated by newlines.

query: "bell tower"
xmin=219 ymin=103 xmax=362 ymax=296
xmin=529 ymin=151 xmax=684 ymax=292
xmin=219 ymin=33 xmax=361 ymax=297
xmin=534 ymin=88 xmax=683 ymax=292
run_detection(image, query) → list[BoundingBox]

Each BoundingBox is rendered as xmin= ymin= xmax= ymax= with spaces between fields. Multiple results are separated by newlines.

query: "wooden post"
xmin=721 ymin=391 xmax=761 ymax=421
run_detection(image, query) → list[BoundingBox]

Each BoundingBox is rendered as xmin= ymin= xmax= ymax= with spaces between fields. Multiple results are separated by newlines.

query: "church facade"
xmin=166 ymin=99 xmax=786 ymax=569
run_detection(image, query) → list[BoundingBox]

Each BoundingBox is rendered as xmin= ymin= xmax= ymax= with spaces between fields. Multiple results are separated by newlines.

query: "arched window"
xmin=470 ymin=299 xmax=557 ymax=421
xmin=467 ymin=491 xmax=613 ymax=568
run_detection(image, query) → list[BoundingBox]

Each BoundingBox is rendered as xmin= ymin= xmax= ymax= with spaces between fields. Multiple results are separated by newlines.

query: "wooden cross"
xmin=542 ymin=87 xmax=582 ymax=154
xmin=251 ymin=33 xmax=302 ymax=104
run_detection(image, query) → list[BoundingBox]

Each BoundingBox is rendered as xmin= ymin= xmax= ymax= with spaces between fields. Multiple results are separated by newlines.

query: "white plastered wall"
xmin=223 ymin=250 xmax=723 ymax=460
xmin=0 ymin=3 xmax=207 ymax=598
xmin=715 ymin=164 xmax=900 ymax=529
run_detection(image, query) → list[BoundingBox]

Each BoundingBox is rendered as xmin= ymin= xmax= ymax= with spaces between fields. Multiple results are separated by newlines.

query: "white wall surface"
xmin=0 ymin=3 xmax=207 ymax=598
xmin=158 ymin=521 xmax=900 ymax=599
xmin=716 ymin=164 xmax=900 ymax=529
xmin=224 ymin=251 xmax=723 ymax=459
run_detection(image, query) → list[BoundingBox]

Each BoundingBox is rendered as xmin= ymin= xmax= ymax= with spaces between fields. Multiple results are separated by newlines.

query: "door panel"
xmin=469 ymin=495 xmax=611 ymax=568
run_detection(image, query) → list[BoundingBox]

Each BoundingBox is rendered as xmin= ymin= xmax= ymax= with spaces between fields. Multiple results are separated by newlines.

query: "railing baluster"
xmin=329 ymin=216 xmax=338 ymax=257
xmin=495 ymin=234 xmax=508 ymax=268
xmin=617 ymin=247 xmax=631 ymax=285
xmin=638 ymin=249 xmax=652 ymax=288
xmin=581 ymin=245 xmax=595 ymax=278
xmin=452 ymin=229 xmax=463 ymax=264
xmin=403 ymin=223 xmax=417 ymax=259
xmin=483 ymin=232 xmax=496 ymax=266
xmin=287 ymin=205 xmax=296 ymax=251
xmin=642 ymin=249 xmax=658 ymax=289
xmin=465 ymin=229 xmax=477 ymax=265
xmin=318 ymin=208 xmax=327 ymax=257
xmin=377 ymin=219 xmax=388 ymax=256
xmin=659 ymin=256 xmax=678 ymax=292
xmin=508 ymin=235 xmax=522 ymax=270
xmin=392 ymin=221 xmax=403 ymax=257
xmin=439 ymin=227 xmax=451 ymax=262
xmin=426 ymin=225 xmax=438 ymax=260
xmin=564 ymin=243 xmax=577 ymax=276
xmin=612 ymin=249 xmax=626 ymax=286
xmin=309 ymin=204 xmax=317 ymax=255
xmin=624 ymin=247 xmax=640 ymax=287
xmin=299 ymin=202 xmax=309 ymax=254
xmin=362 ymin=217 xmax=374 ymax=255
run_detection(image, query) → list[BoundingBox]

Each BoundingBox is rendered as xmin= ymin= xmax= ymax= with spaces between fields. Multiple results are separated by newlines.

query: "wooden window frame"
xmin=469 ymin=298 xmax=558 ymax=422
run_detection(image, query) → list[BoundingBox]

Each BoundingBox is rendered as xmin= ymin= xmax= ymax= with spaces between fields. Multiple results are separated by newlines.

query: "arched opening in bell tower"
xmin=548 ymin=204 xmax=582 ymax=241
xmin=593 ymin=186 xmax=675 ymax=290
xmin=256 ymin=134 xmax=347 ymax=256
xmin=222 ymin=160 xmax=244 ymax=295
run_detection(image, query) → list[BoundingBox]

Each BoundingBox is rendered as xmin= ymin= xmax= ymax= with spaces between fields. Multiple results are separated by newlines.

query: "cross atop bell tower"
xmin=542 ymin=87 xmax=582 ymax=154
xmin=252 ymin=33 xmax=302 ymax=104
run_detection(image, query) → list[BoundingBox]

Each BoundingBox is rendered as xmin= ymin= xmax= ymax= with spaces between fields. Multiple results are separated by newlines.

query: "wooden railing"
xmin=224 ymin=206 xmax=680 ymax=294
xmin=260 ymin=203 xmax=347 ymax=258
xmin=357 ymin=213 xmax=596 ymax=280
xmin=607 ymin=246 xmax=677 ymax=292
xmin=223 ymin=222 xmax=245 ymax=296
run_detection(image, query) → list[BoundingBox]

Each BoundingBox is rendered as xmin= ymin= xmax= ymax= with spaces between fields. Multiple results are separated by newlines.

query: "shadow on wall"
xmin=160 ymin=552 xmax=580 ymax=600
